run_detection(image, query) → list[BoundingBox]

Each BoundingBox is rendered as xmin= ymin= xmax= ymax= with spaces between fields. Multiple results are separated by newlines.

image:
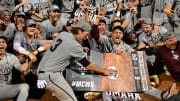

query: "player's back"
xmin=37 ymin=32 xmax=81 ymax=72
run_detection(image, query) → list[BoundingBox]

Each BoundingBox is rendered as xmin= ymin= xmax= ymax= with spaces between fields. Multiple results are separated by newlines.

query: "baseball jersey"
xmin=0 ymin=53 xmax=21 ymax=84
xmin=37 ymin=32 xmax=86 ymax=73
xmin=0 ymin=0 xmax=16 ymax=12
xmin=39 ymin=19 xmax=63 ymax=40
xmin=53 ymin=0 xmax=75 ymax=13
xmin=2 ymin=23 xmax=16 ymax=42
xmin=165 ymin=0 xmax=180 ymax=18
xmin=153 ymin=0 xmax=169 ymax=25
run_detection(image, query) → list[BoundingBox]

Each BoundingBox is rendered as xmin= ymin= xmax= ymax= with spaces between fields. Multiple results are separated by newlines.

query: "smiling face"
xmin=25 ymin=24 xmax=36 ymax=36
xmin=142 ymin=24 xmax=153 ymax=36
xmin=49 ymin=10 xmax=60 ymax=22
xmin=98 ymin=22 xmax=106 ymax=35
xmin=0 ymin=38 xmax=7 ymax=54
xmin=111 ymin=29 xmax=124 ymax=45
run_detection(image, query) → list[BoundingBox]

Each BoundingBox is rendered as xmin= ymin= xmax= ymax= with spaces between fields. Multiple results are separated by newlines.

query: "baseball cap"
xmin=112 ymin=26 xmax=124 ymax=33
xmin=162 ymin=32 xmax=176 ymax=41
xmin=72 ymin=19 xmax=91 ymax=32
xmin=0 ymin=35 xmax=8 ymax=42
xmin=66 ymin=20 xmax=74 ymax=26
xmin=125 ymin=28 xmax=134 ymax=35
xmin=14 ymin=11 xmax=25 ymax=17
xmin=142 ymin=18 xmax=152 ymax=26
xmin=48 ymin=5 xmax=60 ymax=12
xmin=25 ymin=19 xmax=36 ymax=27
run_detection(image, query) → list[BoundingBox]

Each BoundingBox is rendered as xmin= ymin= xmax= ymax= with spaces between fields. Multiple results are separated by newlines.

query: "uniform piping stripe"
xmin=49 ymin=74 xmax=75 ymax=101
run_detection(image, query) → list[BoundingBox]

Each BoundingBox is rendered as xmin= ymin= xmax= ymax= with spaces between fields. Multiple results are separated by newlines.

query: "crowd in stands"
xmin=0 ymin=0 xmax=179 ymax=101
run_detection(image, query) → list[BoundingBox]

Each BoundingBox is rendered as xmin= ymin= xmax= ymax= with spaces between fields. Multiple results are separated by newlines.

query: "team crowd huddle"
xmin=0 ymin=0 xmax=179 ymax=101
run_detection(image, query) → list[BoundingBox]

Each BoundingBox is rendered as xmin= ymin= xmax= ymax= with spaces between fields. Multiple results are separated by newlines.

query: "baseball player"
xmin=137 ymin=0 xmax=153 ymax=18
xmin=164 ymin=0 xmax=180 ymax=39
xmin=53 ymin=0 xmax=75 ymax=25
xmin=95 ymin=0 xmax=121 ymax=28
xmin=39 ymin=5 xmax=63 ymax=40
xmin=37 ymin=20 xmax=115 ymax=101
xmin=14 ymin=19 xmax=50 ymax=64
xmin=152 ymin=0 xmax=172 ymax=32
xmin=0 ymin=35 xmax=29 ymax=101
xmin=116 ymin=0 xmax=139 ymax=29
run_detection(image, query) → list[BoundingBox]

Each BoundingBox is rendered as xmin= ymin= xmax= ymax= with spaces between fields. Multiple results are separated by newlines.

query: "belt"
xmin=155 ymin=9 xmax=163 ymax=12
xmin=38 ymin=71 xmax=62 ymax=74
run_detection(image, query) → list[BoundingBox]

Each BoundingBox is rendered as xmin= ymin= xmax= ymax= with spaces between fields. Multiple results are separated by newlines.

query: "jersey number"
xmin=50 ymin=38 xmax=62 ymax=52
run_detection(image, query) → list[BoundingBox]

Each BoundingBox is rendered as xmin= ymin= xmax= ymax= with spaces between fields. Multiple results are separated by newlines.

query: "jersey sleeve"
xmin=39 ymin=22 xmax=47 ymax=40
xmin=70 ymin=43 xmax=87 ymax=61
xmin=7 ymin=54 xmax=22 ymax=70
xmin=13 ymin=32 xmax=27 ymax=54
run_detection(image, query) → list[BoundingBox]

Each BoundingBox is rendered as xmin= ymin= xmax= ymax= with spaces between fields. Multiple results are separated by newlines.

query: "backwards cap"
xmin=72 ymin=19 xmax=91 ymax=32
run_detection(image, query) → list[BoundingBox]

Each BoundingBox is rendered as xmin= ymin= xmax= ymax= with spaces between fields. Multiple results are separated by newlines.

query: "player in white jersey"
xmin=37 ymin=20 xmax=116 ymax=101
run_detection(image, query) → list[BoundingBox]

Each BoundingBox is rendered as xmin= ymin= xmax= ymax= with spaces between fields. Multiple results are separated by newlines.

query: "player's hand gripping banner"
xmin=66 ymin=51 xmax=151 ymax=92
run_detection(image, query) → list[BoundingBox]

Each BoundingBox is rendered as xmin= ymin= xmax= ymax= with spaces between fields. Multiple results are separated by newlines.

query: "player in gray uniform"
xmin=0 ymin=0 xmax=16 ymax=13
xmin=117 ymin=0 xmax=139 ymax=29
xmin=37 ymin=20 xmax=115 ymax=101
xmin=39 ymin=5 xmax=63 ymax=40
xmin=164 ymin=0 xmax=180 ymax=39
xmin=53 ymin=0 xmax=75 ymax=25
xmin=1 ymin=11 xmax=26 ymax=54
xmin=0 ymin=36 xmax=29 ymax=101
xmin=95 ymin=0 xmax=121 ymax=28
xmin=137 ymin=0 xmax=153 ymax=18
xmin=14 ymin=19 xmax=50 ymax=64
xmin=152 ymin=0 xmax=173 ymax=32
xmin=91 ymin=17 xmax=134 ymax=53
xmin=137 ymin=18 xmax=168 ymax=50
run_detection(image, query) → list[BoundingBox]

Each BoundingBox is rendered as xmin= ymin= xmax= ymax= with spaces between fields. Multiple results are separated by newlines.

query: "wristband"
xmin=38 ymin=47 xmax=45 ymax=52
xmin=25 ymin=51 xmax=29 ymax=56
xmin=116 ymin=11 xmax=121 ymax=17
xmin=145 ymin=45 xmax=150 ymax=49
